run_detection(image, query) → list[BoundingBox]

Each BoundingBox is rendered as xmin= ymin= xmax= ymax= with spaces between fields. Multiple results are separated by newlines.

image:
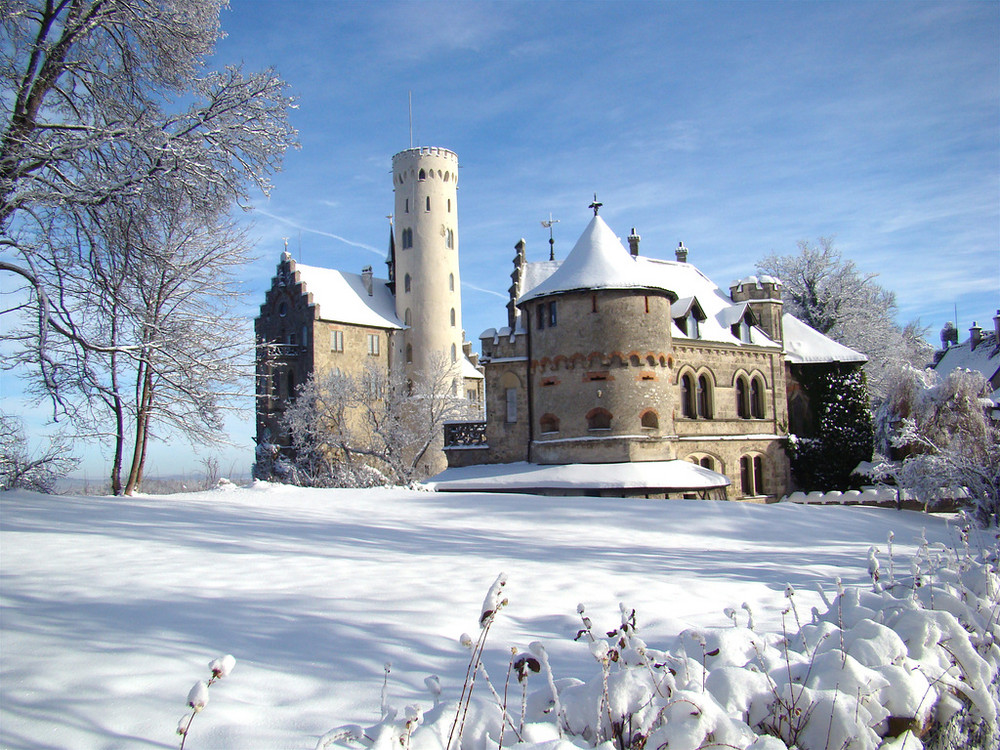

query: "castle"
xmin=256 ymin=146 xmax=867 ymax=498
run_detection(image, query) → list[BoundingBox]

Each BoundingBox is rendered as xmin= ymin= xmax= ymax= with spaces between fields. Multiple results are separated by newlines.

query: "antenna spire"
xmin=540 ymin=213 xmax=560 ymax=261
xmin=408 ymin=91 xmax=413 ymax=148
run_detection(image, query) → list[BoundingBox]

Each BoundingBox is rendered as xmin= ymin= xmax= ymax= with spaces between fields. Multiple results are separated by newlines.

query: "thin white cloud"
xmin=253 ymin=208 xmax=383 ymax=257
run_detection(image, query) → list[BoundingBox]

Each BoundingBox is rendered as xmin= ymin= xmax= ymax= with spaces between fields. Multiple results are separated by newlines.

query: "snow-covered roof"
xmin=934 ymin=332 xmax=1000 ymax=387
xmin=425 ymin=460 xmax=730 ymax=493
xmin=293 ymin=263 xmax=403 ymax=329
xmin=461 ymin=355 xmax=484 ymax=380
xmin=519 ymin=216 xmax=657 ymax=302
xmin=782 ymin=314 xmax=867 ymax=364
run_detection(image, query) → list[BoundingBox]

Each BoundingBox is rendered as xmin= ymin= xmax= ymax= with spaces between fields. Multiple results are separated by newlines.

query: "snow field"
xmin=0 ymin=484 xmax=993 ymax=749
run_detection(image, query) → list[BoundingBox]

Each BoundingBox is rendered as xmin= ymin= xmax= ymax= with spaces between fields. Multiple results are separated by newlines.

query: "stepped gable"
xmin=519 ymin=215 xmax=654 ymax=302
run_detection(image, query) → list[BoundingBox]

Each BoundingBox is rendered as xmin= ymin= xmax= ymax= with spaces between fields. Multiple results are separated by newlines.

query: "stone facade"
xmin=448 ymin=214 xmax=864 ymax=501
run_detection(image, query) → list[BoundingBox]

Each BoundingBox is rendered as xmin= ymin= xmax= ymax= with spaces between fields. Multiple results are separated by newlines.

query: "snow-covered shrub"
xmin=320 ymin=543 xmax=998 ymax=750
xmin=873 ymin=367 xmax=1000 ymax=526
xmin=0 ymin=413 xmax=78 ymax=492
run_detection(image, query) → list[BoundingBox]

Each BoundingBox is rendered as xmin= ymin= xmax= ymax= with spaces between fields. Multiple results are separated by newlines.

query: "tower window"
xmin=449 ymin=273 xmax=455 ymax=291
xmin=446 ymin=228 xmax=454 ymax=248
xmin=406 ymin=343 xmax=412 ymax=363
xmin=548 ymin=301 xmax=557 ymax=326
xmin=591 ymin=294 xmax=598 ymax=313
xmin=451 ymin=343 xmax=457 ymax=362
xmin=367 ymin=334 xmax=380 ymax=356
xmin=402 ymin=228 xmax=413 ymax=249
xmin=404 ymin=308 xmax=411 ymax=326
xmin=404 ymin=274 xmax=411 ymax=293
xmin=450 ymin=308 xmax=456 ymax=326
xmin=586 ymin=407 xmax=612 ymax=431
xmin=425 ymin=196 xmax=430 ymax=211
xmin=505 ymin=388 xmax=517 ymax=423
xmin=640 ymin=410 xmax=659 ymax=429
xmin=447 ymin=198 xmax=452 ymax=212
xmin=418 ymin=169 xmax=426 ymax=180
xmin=536 ymin=304 xmax=545 ymax=330
xmin=405 ymin=198 xmax=409 ymax=214
xmin=700 ymin=456 xmax=715 ymax=471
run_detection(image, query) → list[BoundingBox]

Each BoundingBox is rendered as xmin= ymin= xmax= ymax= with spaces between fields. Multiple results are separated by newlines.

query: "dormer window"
xmin=687 ymin=312 xmax=700 ymax=339
xmin=731 ymin=319 xmax=752 ymax=342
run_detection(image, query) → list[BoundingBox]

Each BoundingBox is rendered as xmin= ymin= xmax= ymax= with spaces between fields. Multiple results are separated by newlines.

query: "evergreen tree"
xmin=787 ymin=364 xmax=874 ymax=491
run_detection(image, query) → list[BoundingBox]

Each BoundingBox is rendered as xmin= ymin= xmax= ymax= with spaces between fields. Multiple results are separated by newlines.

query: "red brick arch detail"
xmin=552 ymin=354 xmax=568 ymax=369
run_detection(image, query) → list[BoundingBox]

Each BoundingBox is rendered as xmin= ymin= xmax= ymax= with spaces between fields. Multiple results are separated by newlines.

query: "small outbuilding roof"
xmin=425 ymin=460 xmax=731 ymax=494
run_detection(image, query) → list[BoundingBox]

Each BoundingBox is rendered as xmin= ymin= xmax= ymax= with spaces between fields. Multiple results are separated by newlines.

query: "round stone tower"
xmin=391 ymin=147 xmax=464 ymax=379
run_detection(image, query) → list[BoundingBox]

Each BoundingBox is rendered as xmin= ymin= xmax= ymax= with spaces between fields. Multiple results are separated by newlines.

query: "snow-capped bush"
xmin=319 ymin=542 xmax=998 ymax=750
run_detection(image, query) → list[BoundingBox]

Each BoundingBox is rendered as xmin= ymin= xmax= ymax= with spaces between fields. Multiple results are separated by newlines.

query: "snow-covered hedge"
xmin=319 ymin=538 xmax=999 ymax=750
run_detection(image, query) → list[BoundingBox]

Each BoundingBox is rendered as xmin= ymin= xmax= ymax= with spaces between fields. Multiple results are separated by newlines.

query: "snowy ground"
xmin=0 ymin=484 xmax=985 ymax=749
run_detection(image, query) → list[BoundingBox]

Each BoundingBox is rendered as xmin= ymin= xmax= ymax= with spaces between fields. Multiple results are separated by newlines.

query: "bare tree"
xmin=11 ymin=190 xmax=255 ymax=494
xmin=757 ymin=238 xmax=930 ymax=397
xmin=1 ymin=0 xmax=294 ymax=402
xmin=276 ymin=355 xmax=474 ymax=487
xmin=0 ymin=412 xmax=77 ymax=492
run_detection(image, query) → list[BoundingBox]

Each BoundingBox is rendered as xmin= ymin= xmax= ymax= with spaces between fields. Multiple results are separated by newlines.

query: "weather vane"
xmin=589 ymin=193 xmax=603 ymax=216
xmin=540 ymin=213 xmax=560 ymax=260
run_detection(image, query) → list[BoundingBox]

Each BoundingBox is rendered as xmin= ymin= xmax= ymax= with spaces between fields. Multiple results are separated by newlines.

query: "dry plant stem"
xmin=447 ymin=615 xmax=496 ymax=750
xmin=179 ymin=675 xmax=218 ymax=750
xmin=474 ymin=660 xmax=522 ymax=743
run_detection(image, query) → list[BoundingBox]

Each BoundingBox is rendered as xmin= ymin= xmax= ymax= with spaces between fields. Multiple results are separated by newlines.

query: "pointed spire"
xmin=589 ymin=193 xmax=603 ymax=216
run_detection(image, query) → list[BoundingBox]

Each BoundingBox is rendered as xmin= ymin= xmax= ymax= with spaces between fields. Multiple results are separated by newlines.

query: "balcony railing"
xmin=444 ymin=421 xmax=487 ymax=447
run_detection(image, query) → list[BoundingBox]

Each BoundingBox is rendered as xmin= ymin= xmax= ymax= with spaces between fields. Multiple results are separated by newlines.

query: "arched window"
xmin=404 ymin=274 xmax=411 ymax=293
xmin=740 ymin=456 xmax=752 ymax=495
xmin=640 ymin=410 xmax=659 ymax=429
xmin=402 ymin=228 xmax=413 ymax=248
xmin=700 ymin=456 xmax=715 ymax=471
xmin=450 ymin=308 xmax=456 ymax=326
xmin=697 ymin=375 xmax=712 ymax=418
xmin=405 ymin=198 xmax=409 ymax=214
xmin=449 ymin=273 xmax=455 ymax=291
xmin=404 ymin=308 xmax=411 ymax=326
xmin=587 ymin=407 xmax=612 ymax=430
xmin=736 ymin=376 xmax=750 ymax=418
xmin=447 ymin=198 xmax=452 ymax=211
xmin=750 ymin=376 xmax=765 ymax=418
xmin=451 ymin=343 xmax=457 ymax=363
xmin=753 ymin=456 xmax=765 ymax=495
xmin=681 ymin=373 xmax=696 ymax=418
xmin=405 ymin=343 xmax=412 ymax=363
xmin=446 ymin=228 xmax=454 ymax=248
xmin=425 ymin=196 xmax=430 ymax=211
xmin=418 ymin=168 xmax=426 ymax=180
xmin=540 ymin=413 xmax=560 ymax=434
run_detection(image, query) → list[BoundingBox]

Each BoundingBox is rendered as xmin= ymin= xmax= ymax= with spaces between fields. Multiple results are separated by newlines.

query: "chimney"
xmin=994 ymin=309 xmax=1000 ymax=344
xmin=627 ymin=228 xmax=640 ymax=257
xmin=676 ymin=242 xmax=688 ymax=263
xmin=970 ymin=321 xmax=982 ymax=350
xmin=361 ymin=265 xmax=373 ymax=296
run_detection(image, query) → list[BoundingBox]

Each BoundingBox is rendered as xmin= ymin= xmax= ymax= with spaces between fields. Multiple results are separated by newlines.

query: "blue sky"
xmin=7 ymin=0 xmax=1000 ymax=481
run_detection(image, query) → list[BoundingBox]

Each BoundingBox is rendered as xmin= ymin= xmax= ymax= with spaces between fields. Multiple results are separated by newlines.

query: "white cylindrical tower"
xmin=392 ymin=147 xmax=464 ymax=379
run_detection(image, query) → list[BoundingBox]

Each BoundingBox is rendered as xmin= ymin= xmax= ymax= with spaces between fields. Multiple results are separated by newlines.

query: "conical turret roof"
xmin=520 ymin=215 xmax=655 ymax=302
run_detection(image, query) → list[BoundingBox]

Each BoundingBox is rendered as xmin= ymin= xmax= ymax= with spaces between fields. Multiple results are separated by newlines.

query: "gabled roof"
xmin=293 ymin=262 xmax=403 ymax=329
xmin=782 ymin=314 xmax=867 ymax=364
xmin=934 ymin=331 xmax=1000 ymax=389
xmin=519 ymin=216 xmax=656 ymax=302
